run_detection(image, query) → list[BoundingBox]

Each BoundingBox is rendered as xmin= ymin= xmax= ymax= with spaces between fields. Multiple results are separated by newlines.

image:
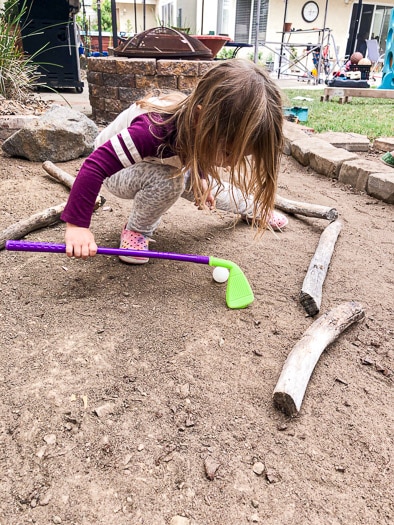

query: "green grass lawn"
xmin=281 ymin=88 xmax=393 ymax=141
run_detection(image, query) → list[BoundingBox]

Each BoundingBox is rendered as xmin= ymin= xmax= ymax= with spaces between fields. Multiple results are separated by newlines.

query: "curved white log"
xmin=273 ymin=301 xmax=365 ymax=417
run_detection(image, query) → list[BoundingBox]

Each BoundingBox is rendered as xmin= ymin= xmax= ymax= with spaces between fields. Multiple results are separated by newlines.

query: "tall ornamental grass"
xmin=0 ymin=0 xmax=42 ymax=101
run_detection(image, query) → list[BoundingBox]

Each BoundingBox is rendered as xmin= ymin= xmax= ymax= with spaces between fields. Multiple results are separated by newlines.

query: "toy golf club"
xmin=5 ymin=240 xmax=254 ymax=309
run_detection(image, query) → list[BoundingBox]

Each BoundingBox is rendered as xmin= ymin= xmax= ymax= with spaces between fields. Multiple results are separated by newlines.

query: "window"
xmin=161 ymin=2 xmax=174 ymax=28
xmin=217 ymin=0 xmax=232 ymax=36
xmin=234 ymin=0 xmax=268 ymax=44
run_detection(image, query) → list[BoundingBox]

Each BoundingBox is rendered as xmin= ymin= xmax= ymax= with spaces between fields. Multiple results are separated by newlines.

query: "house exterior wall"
xmin=4 ymin=0 xmax=392 ymax=62
xmin=265 ymin=1 xmax=357 ymax=59
xmin=155 ymin=1 xmax=357 ymax=58
xmin=157 ymin=0 xmax=200 ymax=34
xmin=155 ymin=1 xmax=394 ymax=64
xmin=113 ymin=1 xmax=394 ymax=70
xmin=116 ymin=1 xmax=157 ymax=34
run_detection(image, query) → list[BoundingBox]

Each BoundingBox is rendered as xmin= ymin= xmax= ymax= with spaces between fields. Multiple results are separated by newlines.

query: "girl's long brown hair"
xmin=138 ymin=59 xmax=283 ymax=233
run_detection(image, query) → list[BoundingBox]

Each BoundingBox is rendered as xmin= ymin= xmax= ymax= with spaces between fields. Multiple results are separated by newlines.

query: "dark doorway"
xmin=346 ymin=3 xmax=392 ymax=57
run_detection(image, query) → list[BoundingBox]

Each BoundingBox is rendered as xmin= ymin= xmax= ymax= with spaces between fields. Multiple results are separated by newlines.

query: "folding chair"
xmin=366 ymin=39 xmax=385 ymax=72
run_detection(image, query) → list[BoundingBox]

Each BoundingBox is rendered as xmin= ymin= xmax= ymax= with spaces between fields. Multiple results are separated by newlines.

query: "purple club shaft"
xmin=5 ymin=240 xmax=210 ymax=265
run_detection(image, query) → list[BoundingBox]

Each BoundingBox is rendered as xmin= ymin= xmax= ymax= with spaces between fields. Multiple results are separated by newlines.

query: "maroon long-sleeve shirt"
xmin=61 ymin=112 xmax=177 ymax=228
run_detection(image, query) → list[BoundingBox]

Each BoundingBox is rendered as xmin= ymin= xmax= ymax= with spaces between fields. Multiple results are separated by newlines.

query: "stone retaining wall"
xmin=87 ymin=57 xmax=217 ymax=123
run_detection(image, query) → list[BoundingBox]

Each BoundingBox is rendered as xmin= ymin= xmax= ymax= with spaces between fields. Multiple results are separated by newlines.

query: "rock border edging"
xmin=283 ymin=122 xmax=394 ymax=204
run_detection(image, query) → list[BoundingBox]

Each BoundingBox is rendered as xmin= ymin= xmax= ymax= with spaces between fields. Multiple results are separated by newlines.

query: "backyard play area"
xmin=0 ymin=81 xmax=393 ymax=523
xmin=1 ymin=0 xmax=394 ymax=516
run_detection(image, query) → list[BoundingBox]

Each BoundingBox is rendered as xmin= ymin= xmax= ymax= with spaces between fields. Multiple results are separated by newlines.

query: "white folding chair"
xmin=366 ymin=39 xmax=385 ymax=71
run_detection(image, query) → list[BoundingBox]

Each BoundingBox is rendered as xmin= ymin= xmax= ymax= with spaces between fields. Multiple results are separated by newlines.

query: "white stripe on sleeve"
xmin=120 ymin=129 xmax=142 ymax=163
xmin=110 ymin=135 xmax=132 ymax=168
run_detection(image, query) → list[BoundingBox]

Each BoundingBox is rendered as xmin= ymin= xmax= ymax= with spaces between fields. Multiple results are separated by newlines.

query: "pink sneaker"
xmin=241 ymin=210 xmax=288 ymax=231
xmin=267 ymin=210 xmax=288 ymax=231
xmin=119 ymin=227 xmax=149 ymax=264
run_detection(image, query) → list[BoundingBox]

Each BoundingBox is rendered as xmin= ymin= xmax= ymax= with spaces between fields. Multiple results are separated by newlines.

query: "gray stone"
xmin=367 ymin=172 xmax=394 ymax=203
xmin=2 ymin=105 xmax=98 ymax=162
xmin=290 ymin=137 xmax=316 ymax=166
xmin=283 ymin=121 xmax=310 ymax=155
xmin=373 ymin=137 xmax=394 ymax=152
xmin=94 ymin=402 xmax=115 ymax=418
xmin=0 ymin=115 xmax=39 ymax=140
xmin=310 ymin=147 xmax=359 ymax=179
xmin=317 ymin=131 xmax=370 ymax=152
xmin=339 ymin=158 xmax=393 ymax=191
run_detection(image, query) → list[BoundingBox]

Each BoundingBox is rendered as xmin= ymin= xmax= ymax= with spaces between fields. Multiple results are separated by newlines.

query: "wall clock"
xmin=301 ymin=1 xmax=319 ymax=23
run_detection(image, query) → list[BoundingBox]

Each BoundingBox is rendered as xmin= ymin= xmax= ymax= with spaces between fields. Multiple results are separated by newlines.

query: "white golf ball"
xmin=212 ymin=266 xmax=229 ymax=283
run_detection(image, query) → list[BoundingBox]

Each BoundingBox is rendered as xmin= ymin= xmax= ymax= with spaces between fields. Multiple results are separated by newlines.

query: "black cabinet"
xmin=19 ymin=1 xmax=83 ymax=92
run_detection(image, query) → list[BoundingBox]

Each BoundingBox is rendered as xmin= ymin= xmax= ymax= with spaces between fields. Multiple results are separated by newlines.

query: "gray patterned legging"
xmin=103 ymin=161 xmax=253 ymax=236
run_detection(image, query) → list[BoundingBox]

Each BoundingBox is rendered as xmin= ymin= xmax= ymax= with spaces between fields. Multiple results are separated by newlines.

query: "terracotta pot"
xmin=191 ymin=35 xmax=231 ymax=58
xmin=284 ymin=22 xmax=292 ymax=33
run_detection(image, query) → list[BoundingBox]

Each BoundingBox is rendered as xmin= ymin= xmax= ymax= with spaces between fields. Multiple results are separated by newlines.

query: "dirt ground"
xmin=0 ymin=132 xmax=393 ymax=525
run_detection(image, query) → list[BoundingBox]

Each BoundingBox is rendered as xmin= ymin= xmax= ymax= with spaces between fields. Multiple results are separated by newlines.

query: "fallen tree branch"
xmin=273 ymin=301 xmax=365 ymax=417
xmin=300 ymin=219 xmax=342 ymax=316
xmin=42 ymin=160 xmax=76 ymax=189
xmin=0 ymin=196 xmax=105 ymax=250
xmin=275 ymin=194 xmax=338 ymax=221
xmin=42 ymin=160 xmax=105 ymax=209
xmin=1 ymin=162 xmax=107 ymax=251
xmin=0 ymin=202 xmax=67 ymax=250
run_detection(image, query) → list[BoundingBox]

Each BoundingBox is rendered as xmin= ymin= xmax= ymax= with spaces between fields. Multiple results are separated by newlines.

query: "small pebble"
xmin=44 ymin=434 xmax=56 ymax=445
xmin=204 ymin=456 xmax=221 ymax=480
xmin=94 ymin=403 xmax=114 ymax=418
xmin=170 ymin=516 xmax=190 ymax=525
xmin=39 ymin=491 xmax=52 ymax=506
xmin=252 ymin=462 xmax=265 ymax=476
xmin=185 ymin=415 xmax=195 ymax=427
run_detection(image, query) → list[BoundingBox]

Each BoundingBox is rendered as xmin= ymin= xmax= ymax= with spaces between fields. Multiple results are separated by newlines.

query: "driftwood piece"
xmin=1 ymin=162 xmax=107 ymax=250
xmin=273 ymin=301 xmax=365 ymax=417
xmin=300 ymin=219 xmax=342 ymax=316
xmin=42 ymin=160 xmax=75 ymax=189
xmin=42 ymin=160 xmax=106 ymax=208
xmin=0 ymin=202 xmax=67 ymax=250
xmin=275 ymin=194 xmax=338 ymax=221
xmin=0 ymin=196 xmax=105 ymax=250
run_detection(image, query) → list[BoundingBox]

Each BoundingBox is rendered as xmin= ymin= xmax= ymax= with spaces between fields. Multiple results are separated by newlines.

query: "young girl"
xmin=61 ymin=59 xmax=287 ymax=264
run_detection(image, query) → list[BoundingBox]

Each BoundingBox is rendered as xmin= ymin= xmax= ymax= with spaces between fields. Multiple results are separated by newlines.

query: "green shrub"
xmin=91 ymin=0 xmax=112 ymax=32
xmin=216 ymin=47 xmax=235 ymax=60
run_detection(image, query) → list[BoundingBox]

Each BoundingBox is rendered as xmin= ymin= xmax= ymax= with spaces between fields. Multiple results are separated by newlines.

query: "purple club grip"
xmin=5 ymin=240 xmax=210 ymax=265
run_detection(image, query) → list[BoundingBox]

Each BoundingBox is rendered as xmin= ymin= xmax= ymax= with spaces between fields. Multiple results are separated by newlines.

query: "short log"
xmin=275 ymin=195 xmax=338 ymax=221
xmin=42 ymin=161 xmax=105 ymax=208
xmin=0 ymin=196 xmax=105 ymax=250
xmin=300 ymin=219 xmax=342 ymax=316
xmin=42 ymin=160 xmax=76 ymax=189
xmin=273 ymin=301 xmax=365 ymax=417
xmin=0 ymin=202 xmax=67 ymax=250
xmin=1 ymin=162 xmax=107 ymax=250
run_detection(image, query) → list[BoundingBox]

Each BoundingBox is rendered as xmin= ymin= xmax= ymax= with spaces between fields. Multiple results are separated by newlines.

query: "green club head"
xmin=209 ymin=257 xmax=254 ymax=309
